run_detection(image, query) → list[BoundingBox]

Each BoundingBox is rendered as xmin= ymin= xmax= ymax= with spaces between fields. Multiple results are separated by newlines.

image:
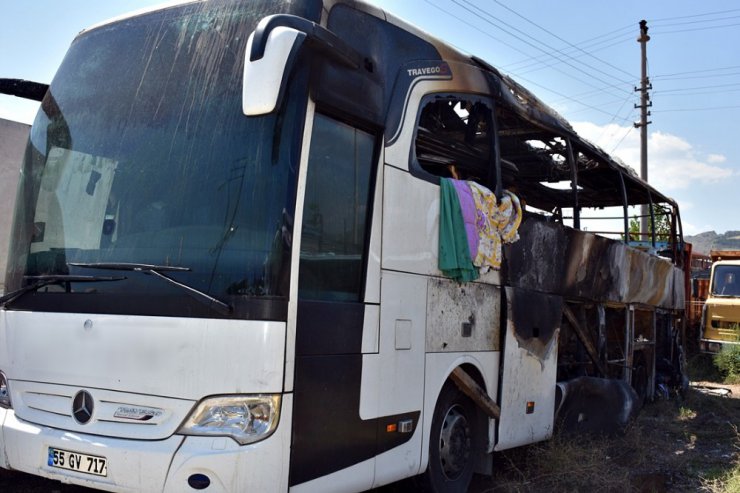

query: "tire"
xmin=420 ymin=381 xmax=477 ymax=493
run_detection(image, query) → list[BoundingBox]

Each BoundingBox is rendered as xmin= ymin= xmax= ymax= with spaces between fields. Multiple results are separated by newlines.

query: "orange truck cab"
xmin=700 ymin=250 xmax=740 ymax=353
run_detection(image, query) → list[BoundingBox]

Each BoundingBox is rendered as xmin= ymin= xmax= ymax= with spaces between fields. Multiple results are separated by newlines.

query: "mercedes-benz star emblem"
xmin=72 ymin=390 xmax=94 ymax=424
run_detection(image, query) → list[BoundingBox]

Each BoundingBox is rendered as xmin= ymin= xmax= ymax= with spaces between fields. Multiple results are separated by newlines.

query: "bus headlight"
xmin=0 ymin=371 xmax=11 ymax=409
xmin=178 ymin=395 xmax=280 ymax=445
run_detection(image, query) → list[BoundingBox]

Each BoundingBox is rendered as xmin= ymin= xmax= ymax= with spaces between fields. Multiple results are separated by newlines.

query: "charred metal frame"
xmin=618 ymin=171 xmax=629 ymax=243
xmin=567 ymin=140 xmax=579 ymax=230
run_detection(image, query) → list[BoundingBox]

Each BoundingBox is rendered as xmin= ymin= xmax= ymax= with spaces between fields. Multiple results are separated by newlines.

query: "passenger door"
xmin=289 ymin=113 xmax=379 ymax=491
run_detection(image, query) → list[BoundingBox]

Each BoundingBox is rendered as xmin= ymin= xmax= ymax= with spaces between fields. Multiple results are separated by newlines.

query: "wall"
xmin=0 ymin=118 xmax=30 ymax=294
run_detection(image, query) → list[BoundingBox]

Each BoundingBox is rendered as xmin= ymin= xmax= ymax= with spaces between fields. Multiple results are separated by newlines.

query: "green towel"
xmin=439 ymin=178 xmax=479 ymax=282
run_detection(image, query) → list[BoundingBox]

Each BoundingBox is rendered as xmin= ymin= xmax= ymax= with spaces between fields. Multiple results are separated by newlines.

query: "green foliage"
xmin=678 ymin=406 xmax=697 ymax=420
xmin=688 ymin=353 xmax=723 ymax=382
xmin=628 ymin=203 xmax=673 ymax=242
xmin=714 ymin=344 xmax=740 ymax=384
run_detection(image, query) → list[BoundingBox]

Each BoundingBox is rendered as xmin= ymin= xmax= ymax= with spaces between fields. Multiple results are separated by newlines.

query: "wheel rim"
xmin=438 ymin=404 xmax=471 ymax=480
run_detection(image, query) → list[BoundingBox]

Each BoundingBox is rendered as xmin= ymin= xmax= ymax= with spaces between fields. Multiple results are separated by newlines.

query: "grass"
xmin=714 ymin=341 xmax=740 ymax=385
xmin=689 ymin=347 xmax=740 ymax=386
xmin=474 ymin=351 xmax=740 ymax=492
xmin=484 ymin=426 xmax=645 ymax=492
xmin=478 ymin=386 xmax=740 ymax=493
xmin=700 ymin=425 xmax=740 ymax=493
xmin=701 ymin=463 xmax=740 ymax=493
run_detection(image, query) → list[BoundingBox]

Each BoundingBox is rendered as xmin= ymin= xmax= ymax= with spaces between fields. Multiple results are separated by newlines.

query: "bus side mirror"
xmin=243 ymin=14 xmax=363 ymax=116
xmin=242 ymin=25 xmax=306 ymax=116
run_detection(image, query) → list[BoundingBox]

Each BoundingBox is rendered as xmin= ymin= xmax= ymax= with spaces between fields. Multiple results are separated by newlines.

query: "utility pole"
xmin=635 ymin=20 xmax=652 ymax=240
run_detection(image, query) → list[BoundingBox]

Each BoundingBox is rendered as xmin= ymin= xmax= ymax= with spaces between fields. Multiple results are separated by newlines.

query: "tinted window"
xmin=298 ymin=114 xmax=376 ymax=301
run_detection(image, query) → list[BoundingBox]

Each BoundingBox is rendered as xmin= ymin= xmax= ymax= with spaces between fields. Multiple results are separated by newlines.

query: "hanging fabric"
xmin=438 ymin=177 xmax=523 ymax=281
xmin=438 ymin=178 xmax=479 ymax=282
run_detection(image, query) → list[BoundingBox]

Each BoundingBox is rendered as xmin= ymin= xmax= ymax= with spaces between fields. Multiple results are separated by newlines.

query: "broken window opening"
xmin=412 ymin=94 xmax=496 ymax=186
xmin=496 ymin=106 xmax=574 ymax=223
xmin=414 ymin=93 xmax=684 ymax=263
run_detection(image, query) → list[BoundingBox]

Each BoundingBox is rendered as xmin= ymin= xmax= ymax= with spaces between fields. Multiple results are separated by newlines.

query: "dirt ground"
xmin=474 ymin=381 xmax=740 ymax=493
xmin=1 ymin=383 xmax=739 ymax=493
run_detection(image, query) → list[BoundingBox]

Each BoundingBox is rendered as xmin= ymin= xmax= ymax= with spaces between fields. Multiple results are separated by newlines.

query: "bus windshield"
xmin=5 ymin=0 xmax=316 ymax=319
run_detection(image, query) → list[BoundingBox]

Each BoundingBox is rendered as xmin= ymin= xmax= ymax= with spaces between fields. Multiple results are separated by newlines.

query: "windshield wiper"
xmin=0 ymin=274 xmax=126 ymax=308
xmin=69 ymin=262 xmax=233 ymax=316
xmin=68 ymin=262 xmax=190 ymax=272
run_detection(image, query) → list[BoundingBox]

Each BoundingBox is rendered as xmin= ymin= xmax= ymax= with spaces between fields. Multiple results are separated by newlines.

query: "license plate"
xmin=47 ymin=447 xmax=108 ymax=477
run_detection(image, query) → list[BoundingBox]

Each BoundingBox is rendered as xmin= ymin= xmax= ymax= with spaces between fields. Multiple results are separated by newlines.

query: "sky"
xmin=1 ymin=0 xmax=738 ymax=236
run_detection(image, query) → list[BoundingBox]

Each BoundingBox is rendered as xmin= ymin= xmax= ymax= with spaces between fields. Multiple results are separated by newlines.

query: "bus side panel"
xmin=495 ymin=287 xmax=561 ymax=451
xmin=370 ymin=270 xmax=427 ymax=486
xmin=381 ymin=163 xmax=501 ymax=288
xmin=506 ymin=219 xmax=685 ymax=310
xmin=381 ymin=165 xmax=438 ymax=276
xmin=426 ymin=278 xmax=501 ymax=352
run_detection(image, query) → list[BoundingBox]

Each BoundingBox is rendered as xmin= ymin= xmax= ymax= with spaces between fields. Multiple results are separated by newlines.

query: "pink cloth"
xmin=451 ymin=179 xmax=478 ymax=260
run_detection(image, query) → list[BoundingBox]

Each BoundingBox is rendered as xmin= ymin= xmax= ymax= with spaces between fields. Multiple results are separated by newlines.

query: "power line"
xmin=597 ymin=92 xmax=638 ymax=142
xmin=611 ymin=126 xmax=635 ymax=153
xmin=505 ymin=72 xmax=637 ymax=123
xmin=652 ymin=64 xmax=740 ymax=78
xmin=654 ymin=87 xmax=740 ymax=97
xmin=504 ymin=25 xmax=634 ymax=71
xmin=422 ymin=0 xmax=551 ymax=64
xmin=566 ymin=97 xmax=635 ymax=116
xmin=653 ymin=105 xmax=740 ymax=113
xmin=449 ymin=0 xmax=634 ymax=96
xmin=650 ymin=7 xmax=740 ymax=22
xmin=422 ymin=0 xmax=634 ymax=104
xmin=550 ymin=85 xmax=635 ymax=106
xmin=651 ymin=21 xmax=740 ymax=35
xmin=489 ymin=0 xmax=635 ymax=79
xmin=652 ymin=71 xmax=740 ymax=82
xmin=422 ymin=0 xmax=541 ymax=62
xmin=508 ymin=35 xmax=633 ymax=77
xmin=419 ymin=1 xmax=642 ymax=123
xmin=650 ymin=13 xmax=740 ymax=28
xmin=653 ymin=81 xmax=740 ymax=94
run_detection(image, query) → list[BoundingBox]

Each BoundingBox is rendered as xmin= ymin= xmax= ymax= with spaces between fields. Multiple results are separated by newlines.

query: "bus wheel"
xmin=421 ymin=382 xmax=476 ymax=492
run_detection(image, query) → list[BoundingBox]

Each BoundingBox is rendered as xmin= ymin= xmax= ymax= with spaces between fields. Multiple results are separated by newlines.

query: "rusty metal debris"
xmin=690 ymin=384 xmax=733 ymax=398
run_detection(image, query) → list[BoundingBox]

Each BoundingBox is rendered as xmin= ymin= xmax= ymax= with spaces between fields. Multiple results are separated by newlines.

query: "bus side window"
xmin=411 ymin=95 xmax=494 ymax=186
xmin=298 ymin=113 xmax=376 ymax=302
xmin=496 ymin=105 xmax=573 ymax=224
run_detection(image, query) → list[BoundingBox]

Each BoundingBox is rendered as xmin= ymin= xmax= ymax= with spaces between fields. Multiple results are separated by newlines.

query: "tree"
xmin=628 ymin=204 xmax=672 ymax=242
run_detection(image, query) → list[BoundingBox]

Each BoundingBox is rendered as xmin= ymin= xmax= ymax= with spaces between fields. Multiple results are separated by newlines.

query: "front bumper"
xmin=699 ymin=339 xmax=739 ymax=354
xmin=0 ymin=395 xmax=292 ymax=492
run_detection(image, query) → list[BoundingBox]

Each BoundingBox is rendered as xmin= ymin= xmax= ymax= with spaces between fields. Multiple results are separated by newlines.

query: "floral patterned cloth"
xmin=439 ymin=178 xmax=522 ymax=280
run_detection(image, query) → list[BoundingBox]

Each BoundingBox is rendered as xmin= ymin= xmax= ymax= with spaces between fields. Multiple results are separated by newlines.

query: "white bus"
xmin=0 ymin=1 xmax=687 ymax=492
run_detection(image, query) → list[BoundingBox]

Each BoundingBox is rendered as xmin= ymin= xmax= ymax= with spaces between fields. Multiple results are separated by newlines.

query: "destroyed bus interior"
xmin=411 ymin=82 xmax=684 ymax=260
xmin=412 ymin=76 xmax=686 ymax=402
